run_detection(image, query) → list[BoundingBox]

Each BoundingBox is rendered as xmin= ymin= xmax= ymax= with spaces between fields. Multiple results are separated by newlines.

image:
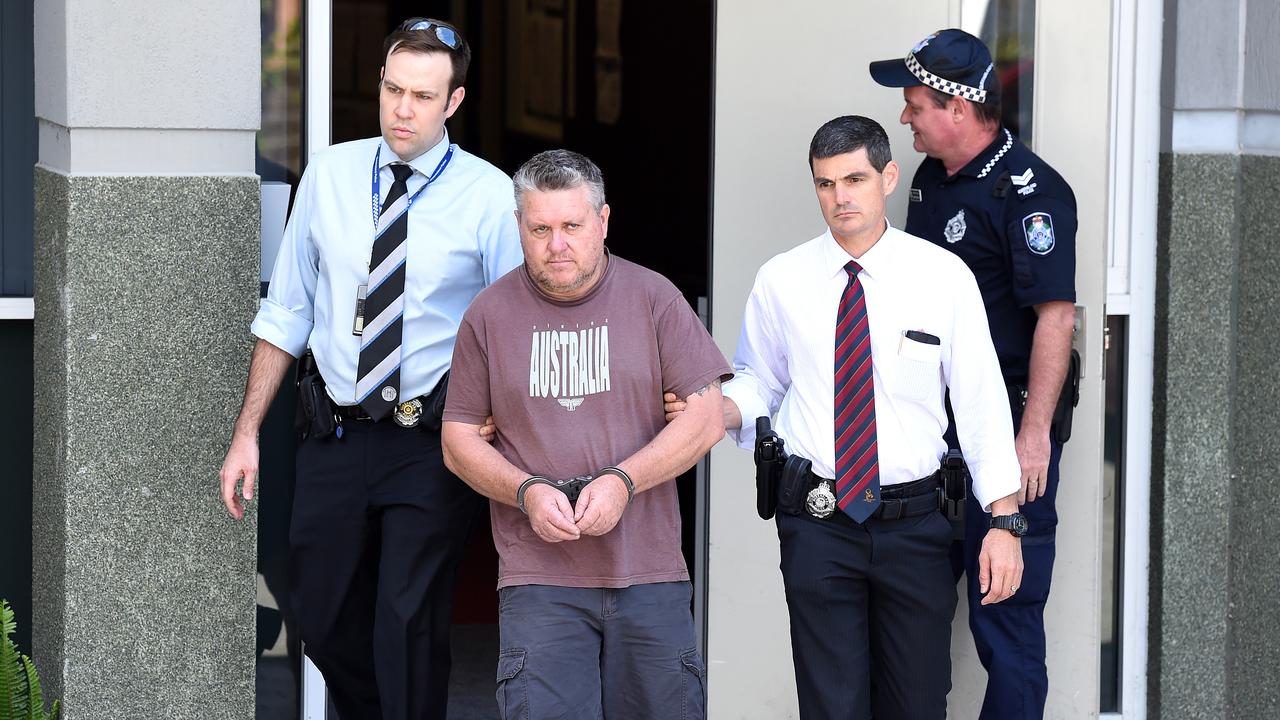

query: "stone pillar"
xmin=31 ymin=2 xmax=260 ymax=718
xmin=1151 ymin=0 xmax=1280 ymax=717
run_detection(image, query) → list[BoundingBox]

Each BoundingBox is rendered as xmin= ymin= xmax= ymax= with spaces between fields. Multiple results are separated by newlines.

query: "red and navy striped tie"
xmin=834 ymin=260 xmax=880 ymax=522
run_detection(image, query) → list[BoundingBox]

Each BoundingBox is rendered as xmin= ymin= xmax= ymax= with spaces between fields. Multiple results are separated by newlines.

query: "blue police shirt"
xmin=904 ymin=128 xmax=1076 ymax=384
xmin=252 ymin=130 xmax=524 ymax=404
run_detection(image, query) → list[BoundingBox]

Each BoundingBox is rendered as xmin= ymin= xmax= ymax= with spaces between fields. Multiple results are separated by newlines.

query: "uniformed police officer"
xmin=871 ymin=29 xmax=1077 ymax=719
xmin=218 ymin=18 xmax=522 ymax=720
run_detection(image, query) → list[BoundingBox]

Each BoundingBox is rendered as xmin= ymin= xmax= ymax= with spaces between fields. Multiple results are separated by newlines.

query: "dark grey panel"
xmin=1 ymin=0 xmax=36 ymax=296
xmin=0 ymin=321 xmax=33 ymax=654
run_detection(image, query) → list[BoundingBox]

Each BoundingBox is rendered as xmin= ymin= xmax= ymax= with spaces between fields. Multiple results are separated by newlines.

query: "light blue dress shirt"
xmin=252 ymin=131 xmax=523 ymax=404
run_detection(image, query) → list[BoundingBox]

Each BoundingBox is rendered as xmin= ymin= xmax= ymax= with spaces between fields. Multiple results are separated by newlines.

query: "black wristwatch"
xmin=990 ymin=513 xmax=1028 ymax=537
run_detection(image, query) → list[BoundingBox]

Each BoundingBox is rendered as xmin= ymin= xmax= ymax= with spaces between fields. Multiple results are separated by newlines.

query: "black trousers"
xmin=777 ymin=507 xmax=957 ymax=720
xmin=290 ymin=420 xmax=484 ymax=720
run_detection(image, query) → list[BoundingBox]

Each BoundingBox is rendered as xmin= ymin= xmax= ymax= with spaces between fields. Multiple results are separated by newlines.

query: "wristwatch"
xmin=990 ymin=513 xmax=1029 ymax=537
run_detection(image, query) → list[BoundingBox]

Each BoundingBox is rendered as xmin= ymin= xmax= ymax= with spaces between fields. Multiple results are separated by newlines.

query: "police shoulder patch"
xmin=1023 ymin=212 xmax=1055 ymax=255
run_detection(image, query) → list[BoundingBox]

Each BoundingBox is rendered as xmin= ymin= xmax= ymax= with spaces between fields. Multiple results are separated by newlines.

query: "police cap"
xmin=869 ymin=28 xmax=999 ymax=105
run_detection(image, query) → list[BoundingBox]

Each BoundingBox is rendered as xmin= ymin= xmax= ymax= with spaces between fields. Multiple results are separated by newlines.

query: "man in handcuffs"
xmin=441 ymin=149 xmax=731 ymax=719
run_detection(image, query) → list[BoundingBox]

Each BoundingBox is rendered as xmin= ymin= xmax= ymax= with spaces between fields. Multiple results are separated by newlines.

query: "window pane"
xmin=257 ymin=1 xmax=304 ymax=717
xmin=1101 ymin=315 xmax=1127 ymax=712
xmin=962 ymin=0 xmax=1035 ymax=143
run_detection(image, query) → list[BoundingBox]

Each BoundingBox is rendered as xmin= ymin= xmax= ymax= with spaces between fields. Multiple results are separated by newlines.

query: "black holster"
xmin=1008 ymin=346 xmax=1082 ymax=445
xmin=754 ymin=417 xmax=785 ymax=520
xmin=942 ymin=448 xmax=968 ymax=541
xmin=295 ymin=350 xmax=336 ymax=441
xmin=1051 ymin=348 xmax=1081 ymax=444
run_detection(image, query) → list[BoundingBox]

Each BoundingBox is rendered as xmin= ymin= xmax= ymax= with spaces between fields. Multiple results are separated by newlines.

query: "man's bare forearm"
xmin=442 ymin=421 xmax=529 ymax=507
xmin=233 ymin=339 xmax=295 ymax=440
xmin=1020 ymin=301 xmax=1074 ymax=435
xmin=616 ymin=382 xmax=726 ymax=494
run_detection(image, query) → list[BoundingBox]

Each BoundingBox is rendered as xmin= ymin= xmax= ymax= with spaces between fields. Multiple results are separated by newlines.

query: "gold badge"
xmin=865 ymin=488 xmax=876 ymax=502
xmin=392 ymin=398 xmax=423 ymax=428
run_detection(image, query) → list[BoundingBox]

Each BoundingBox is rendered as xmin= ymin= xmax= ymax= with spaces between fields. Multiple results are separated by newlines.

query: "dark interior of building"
xmin=255 ymin=1 xmax=714 ymax=716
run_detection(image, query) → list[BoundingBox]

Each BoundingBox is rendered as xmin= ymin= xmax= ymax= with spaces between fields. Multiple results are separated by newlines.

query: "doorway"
xmin=262 ymin=1 xmax=716 ymax=717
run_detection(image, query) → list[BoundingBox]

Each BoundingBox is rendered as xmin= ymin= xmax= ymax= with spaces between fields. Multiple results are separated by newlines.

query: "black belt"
xmin=330 ymin=401 xmax=373 ymax=420
xmin=329 ymin=396 xmax=430 ymax=425
xmin=800 ymin=470 xmax=943 ymax=522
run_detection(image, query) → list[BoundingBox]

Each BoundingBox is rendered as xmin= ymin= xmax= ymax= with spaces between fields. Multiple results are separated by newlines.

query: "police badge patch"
xmin=913 ymin=32 xmax=939 ymax=53
xmin=1022 ymin=212 xmax=1055 ymax=255
xmin=944 ymin=209 xmax=967 ymax=244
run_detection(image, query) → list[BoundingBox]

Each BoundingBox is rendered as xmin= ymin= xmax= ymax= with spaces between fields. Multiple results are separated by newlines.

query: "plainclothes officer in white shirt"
xmin=217 ymin=18 xmax=522 ymax=720
xmin=671 ymin=115 xmax=1025 ymax=719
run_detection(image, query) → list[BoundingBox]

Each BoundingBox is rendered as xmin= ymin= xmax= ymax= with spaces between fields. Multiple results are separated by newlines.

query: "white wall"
xmin=707 ymin=4 xmax=952 ymax=717
xmin=34 ymin=0 xmax=259 ymax=174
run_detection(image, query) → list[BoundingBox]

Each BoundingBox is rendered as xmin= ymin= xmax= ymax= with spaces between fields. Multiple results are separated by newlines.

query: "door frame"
xmin=1101 ymin=0 xmax=1162 ymax=716
xmin=301 ymin=1 xmax=332 ymax=715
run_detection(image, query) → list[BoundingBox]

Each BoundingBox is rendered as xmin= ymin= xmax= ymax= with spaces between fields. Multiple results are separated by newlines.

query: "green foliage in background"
xmin=0 ymin=600 xmax=60 ymax=720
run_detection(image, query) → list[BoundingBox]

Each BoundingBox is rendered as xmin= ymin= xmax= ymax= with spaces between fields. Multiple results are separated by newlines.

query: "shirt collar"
xmin=378 ymin=128 xmax=452 ymax=176
xmin=953 ymin=127 xmax=1014 ymax=179
xmin=820 ymin=219 xmax=896 ymax=281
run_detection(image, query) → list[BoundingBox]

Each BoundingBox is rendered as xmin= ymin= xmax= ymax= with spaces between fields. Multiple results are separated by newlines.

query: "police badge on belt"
xmin=806 ymin=480 xmax=837 ymax=518
xmin=393 ymin=398 xmax=423 ymax=428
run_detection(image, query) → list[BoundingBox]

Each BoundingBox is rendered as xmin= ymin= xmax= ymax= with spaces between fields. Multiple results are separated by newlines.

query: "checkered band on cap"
xmin=905 ymin=52 xmax=989 ymax=104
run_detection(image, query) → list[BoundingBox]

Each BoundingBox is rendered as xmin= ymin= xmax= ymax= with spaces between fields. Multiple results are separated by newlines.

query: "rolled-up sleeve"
xmin=251 ymin=169 xmax=318 ymax=357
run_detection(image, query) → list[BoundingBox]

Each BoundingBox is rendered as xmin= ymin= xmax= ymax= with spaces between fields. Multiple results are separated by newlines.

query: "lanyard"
xmin=370 ymin=142 xmax=455 ymax=231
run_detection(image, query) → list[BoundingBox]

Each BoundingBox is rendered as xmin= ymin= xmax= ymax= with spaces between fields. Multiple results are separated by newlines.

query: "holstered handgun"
xmin=942 ymin=448 xmax=968 ymax=541
xmin=296 ymin=350 xmax=337 ymax=441
xmin=754 ymin=417 xmax=786 ymax=520
xmin=1051 ymin=349 xmax=1081 ymax=444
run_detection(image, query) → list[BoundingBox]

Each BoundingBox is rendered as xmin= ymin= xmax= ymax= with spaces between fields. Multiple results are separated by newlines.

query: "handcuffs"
xmin=517 ymin=466 xmax=635 ymax=515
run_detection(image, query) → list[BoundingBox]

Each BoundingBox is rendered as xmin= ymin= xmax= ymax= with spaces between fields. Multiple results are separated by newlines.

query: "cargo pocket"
xmin=680 ymin=648 xmax=706 ymax=720
xmin=495 ymin=649 xmax=529 ymax=720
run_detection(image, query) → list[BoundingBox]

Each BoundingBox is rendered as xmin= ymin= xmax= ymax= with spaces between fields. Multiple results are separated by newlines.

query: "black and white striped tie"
xmin=356 ymin=162 xmax=413 ymax=419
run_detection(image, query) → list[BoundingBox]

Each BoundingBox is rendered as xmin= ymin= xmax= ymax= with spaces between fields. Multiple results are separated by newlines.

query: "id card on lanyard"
xmin=353 ymin=143 xmax=455 ymax=336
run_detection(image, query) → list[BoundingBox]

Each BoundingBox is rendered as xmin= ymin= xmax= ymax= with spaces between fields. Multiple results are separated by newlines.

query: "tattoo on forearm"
xmin=691 ymin=379 xmax=720 ymax=398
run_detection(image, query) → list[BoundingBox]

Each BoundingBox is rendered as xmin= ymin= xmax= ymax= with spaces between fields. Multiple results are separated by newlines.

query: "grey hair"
xmin=513 ymin=149 xmax=607 ymax=214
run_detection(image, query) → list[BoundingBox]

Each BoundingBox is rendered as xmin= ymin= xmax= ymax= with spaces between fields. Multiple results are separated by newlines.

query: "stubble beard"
xmin=531 ymin=256 xmax=602 ymax=298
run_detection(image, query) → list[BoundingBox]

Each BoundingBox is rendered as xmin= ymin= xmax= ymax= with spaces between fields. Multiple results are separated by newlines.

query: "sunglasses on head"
xmin=407 ymin=19 xmax=461 ymax=50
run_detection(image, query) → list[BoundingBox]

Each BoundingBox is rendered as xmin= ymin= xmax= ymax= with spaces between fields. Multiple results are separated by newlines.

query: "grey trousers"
xmin=495 ymin=581 xmax=706 ymax=720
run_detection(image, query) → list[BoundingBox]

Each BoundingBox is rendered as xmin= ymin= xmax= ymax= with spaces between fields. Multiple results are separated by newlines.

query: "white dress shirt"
xmin=252 ymin=130 xmax=523 ymax=404
xmin=722 ymin=226 xmax=1021 ymax=511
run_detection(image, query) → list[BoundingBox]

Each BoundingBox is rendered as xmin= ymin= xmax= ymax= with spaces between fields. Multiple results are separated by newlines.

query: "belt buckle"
xmin=392 ymin=398 xmax=423 ymax=428
xmin=805 ymin=480 xmax=837 ymax=519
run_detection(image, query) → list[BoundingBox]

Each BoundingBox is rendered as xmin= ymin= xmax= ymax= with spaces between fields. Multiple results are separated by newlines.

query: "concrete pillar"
xmin=1152 ymin=0 xmax=1280 ymax=717
xmin=31 ymin=1 xmax=260 ymax=718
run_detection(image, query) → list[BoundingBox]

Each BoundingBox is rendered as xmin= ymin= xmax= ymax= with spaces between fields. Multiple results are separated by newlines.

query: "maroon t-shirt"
xmin=445 ymin=255 xmax=731 ymax=589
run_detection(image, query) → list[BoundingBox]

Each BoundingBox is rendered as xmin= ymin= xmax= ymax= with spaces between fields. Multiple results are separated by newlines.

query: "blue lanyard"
xmin=370 ymin=143 xmax=455 ymax=231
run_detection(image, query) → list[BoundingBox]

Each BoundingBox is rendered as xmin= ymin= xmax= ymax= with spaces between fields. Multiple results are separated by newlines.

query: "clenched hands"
xmin=525 ymin=473 xmax=630 ymax=542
